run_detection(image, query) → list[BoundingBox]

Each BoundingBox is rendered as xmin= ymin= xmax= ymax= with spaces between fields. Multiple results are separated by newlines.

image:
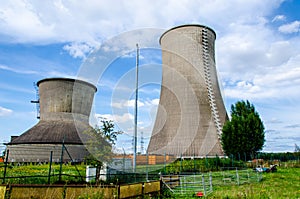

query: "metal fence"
xmin=161 ymin=168 xmax=263 ymax=197
xmin=1 ymin=144 xmax=299 ymax=186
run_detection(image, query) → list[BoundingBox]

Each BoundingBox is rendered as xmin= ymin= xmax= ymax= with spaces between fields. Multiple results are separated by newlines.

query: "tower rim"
xmin=37 ymin=77 xmax=97 ymax=92
xmin=159 ymin=24 xmax=216 ymax=45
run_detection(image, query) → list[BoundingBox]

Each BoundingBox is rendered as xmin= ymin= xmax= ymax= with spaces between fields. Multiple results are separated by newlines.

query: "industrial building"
xmin=147 ymin=25 xmax=228 ymax=157
xmin=6 ymin=78 xmax=98 ymax=163
xmin=5 ymin=24 xmax=228 ymax=163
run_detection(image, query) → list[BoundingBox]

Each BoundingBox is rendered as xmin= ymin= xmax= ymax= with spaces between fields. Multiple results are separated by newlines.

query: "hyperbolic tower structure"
xmin=147 ymin=25 xmax=228 ymax=157
xmin=6 ymin=78 xmax=97 ymax=162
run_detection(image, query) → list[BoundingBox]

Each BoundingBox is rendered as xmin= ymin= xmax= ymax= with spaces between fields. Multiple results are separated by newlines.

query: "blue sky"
xmin=0 ymin=0 xmax=300 ymax=153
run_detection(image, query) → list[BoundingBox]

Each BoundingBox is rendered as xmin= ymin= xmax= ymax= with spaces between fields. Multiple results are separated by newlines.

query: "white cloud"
xmin=278 ymin=21 xmax=300 ymax=33
xmin=224 ymin=54 xmax=300 ymax=100
xmin=272 ymin=15 xmax=286 ymax=22
xmin=0 ymin=0 xmax=283 ymax=44
xmin=112 ymin=100 xmax=145 ymax=109
xmin=95 ymin=113 xmax=134 ymax=124
xmin=63 ymin=42 xmax=96 ymax=59
xmin=127 ymin=100 xmax=145 ymax=108
xmin=151 ymin=99 xmax=159 ymax=106
xmin=0 ymin=1 xmax=55 ymax=43
xmin=0 ymin=106 xmax=13 ymax=117
xmin=112 ymin=98 xmax=159 ymax=109
xmin=0 ymin=64 xmax=38 ymax=75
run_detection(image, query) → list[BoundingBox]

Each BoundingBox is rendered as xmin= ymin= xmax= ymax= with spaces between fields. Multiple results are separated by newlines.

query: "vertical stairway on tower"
xmin=202 ymin=28 xmax=222 ymax=138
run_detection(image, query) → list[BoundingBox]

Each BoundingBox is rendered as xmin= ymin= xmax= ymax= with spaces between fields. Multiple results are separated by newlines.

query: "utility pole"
xmin=133 ymin=43 xmax=139 ymax=172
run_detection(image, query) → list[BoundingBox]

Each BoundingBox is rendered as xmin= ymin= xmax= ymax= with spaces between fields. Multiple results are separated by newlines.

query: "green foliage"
xmin=83 ymin=119 xmax=123 ymax=184
xmin=97 ymin=119 xmax=123 ymax=146
xmin=222 ymin=100 xmax=265 ymax=160
xmin=84 ymin=119 xmax=123 ymax=166
xmin=83 ymin=128 xmax=112 ymax=167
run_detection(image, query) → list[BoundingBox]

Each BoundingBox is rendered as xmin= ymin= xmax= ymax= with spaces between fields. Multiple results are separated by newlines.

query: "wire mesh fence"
xmin=161 ymin=168 xmax=263 ymax=197
xmin=0 ymin=141 xmax=299 ymax=186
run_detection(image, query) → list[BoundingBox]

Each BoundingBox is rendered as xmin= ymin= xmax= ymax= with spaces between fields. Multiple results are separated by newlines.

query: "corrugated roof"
xmin=7 ymin=120 xmax=93 ymax=145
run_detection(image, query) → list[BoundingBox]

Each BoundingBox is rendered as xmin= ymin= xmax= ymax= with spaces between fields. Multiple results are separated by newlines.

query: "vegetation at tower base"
xmin=221 ymin=100 xmax=265 ymax=160
xmin=84 ymin=119 xmax=123 ymax=184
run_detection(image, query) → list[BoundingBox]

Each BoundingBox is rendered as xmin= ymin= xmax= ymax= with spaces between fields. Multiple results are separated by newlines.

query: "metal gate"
xmin=161 ymin=173 xmax=213 ymax=197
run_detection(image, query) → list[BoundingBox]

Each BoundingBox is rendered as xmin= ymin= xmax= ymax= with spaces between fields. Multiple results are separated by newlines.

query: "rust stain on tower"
xmin=147 ymin=25 xmax=228 ymax=157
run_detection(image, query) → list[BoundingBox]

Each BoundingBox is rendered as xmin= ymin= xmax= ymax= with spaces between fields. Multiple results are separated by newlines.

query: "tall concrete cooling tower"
xmin=147 ymin=25 xmax=228 ymax=157
xmin=6 ymin=78 xmax=97 ymax=162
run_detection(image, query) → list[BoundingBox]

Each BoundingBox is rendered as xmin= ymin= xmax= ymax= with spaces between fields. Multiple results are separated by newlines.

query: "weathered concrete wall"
xmin=38 ymin=78 xmax=97 ymax=122
xmin=7 ymin=78 xmax=97 ymax=162
xmin=147 ymin=25 xmax=228 ymax=157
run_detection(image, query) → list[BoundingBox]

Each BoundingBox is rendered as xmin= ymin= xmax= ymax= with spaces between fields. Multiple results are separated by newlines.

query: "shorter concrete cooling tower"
xmin=6 ymin=78 xmax=97 ymax=162
xmin=147 ymin=25 xmax=228 ymax=157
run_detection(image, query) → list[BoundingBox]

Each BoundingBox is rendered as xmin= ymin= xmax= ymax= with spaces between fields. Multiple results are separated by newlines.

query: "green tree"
xmin=221 ymin=100 xmax=265 ymax=160
xmin=84 ymin=119 xmax=122 ymax=183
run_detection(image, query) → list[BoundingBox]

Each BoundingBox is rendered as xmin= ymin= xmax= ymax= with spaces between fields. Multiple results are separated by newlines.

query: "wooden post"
xmin=3 ymin=149 xmax=9 ymax=184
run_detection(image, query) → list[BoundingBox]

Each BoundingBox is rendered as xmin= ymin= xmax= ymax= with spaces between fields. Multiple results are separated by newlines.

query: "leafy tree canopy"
xmin=221 ymin=100 xmax=265 ymax=160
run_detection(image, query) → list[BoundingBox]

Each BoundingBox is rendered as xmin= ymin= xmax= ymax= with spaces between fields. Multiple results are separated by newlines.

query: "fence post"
xmin=202 ymin=174 xmax=206 ymax=196
xmin=146 ymin=151 xmax=148 ymax=181
xmin=48 ymin=151 xmax=53 ymax=184
xmin=164 ymin=152 xmax=166 ymax=174
xmin=63 ymin=145 xmax=83 ymax=182
xmin=205 ymin=155 xmax=208 ymax=171
xmin=247 ymin=169 xmax=250 ymax=183
xmin=236 ymin=168 xmax=240 ymax=185
xmin=59 ymin=140 xmax=65 ymax=182
xmin=180 ymin=154 xmax=182 ymax=173
xmin=117 ymin=184 xmax=120 ymax=199
xmin=193 ymin=155 xmax=196 ymax=172
xmin=209 ymin=172 xmax=213 ymax=192
xmin=3 ymin=149 xmax=9 ymax=184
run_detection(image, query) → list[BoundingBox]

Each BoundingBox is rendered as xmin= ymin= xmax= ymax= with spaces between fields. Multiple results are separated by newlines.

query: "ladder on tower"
xmin=202 ymin=28 xmax=222 ymax=137
xmin=31 ymin=82 xmax=40 ymax=119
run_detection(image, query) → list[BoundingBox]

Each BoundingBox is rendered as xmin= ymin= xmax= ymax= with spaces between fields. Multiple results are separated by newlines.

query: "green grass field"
xmin=207 ymin=167 xmax=300 ymax=199
xmin=0 ymin=163 xmax=86 ymax=184
xmin=1 ymin=162 xmax=299 ymax=198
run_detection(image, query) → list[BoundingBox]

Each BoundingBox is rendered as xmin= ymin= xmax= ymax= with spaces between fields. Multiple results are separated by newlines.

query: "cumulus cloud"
xmin=0 ymin=0 xmax=283 ymax=44
xmin=278 ymin=21 xmax=300 ymax=33
xmin=63 ymin=42 xmax=96 ymax=59
xmin=0 ymin=106 xmax=13 ymax=117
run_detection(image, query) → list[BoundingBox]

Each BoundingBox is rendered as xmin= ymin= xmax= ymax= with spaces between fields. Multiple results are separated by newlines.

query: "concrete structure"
xmin=6 ymin=78 xmax=97 ymax=162
xmin=147 ymin=25 xmax=228 ymax=157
